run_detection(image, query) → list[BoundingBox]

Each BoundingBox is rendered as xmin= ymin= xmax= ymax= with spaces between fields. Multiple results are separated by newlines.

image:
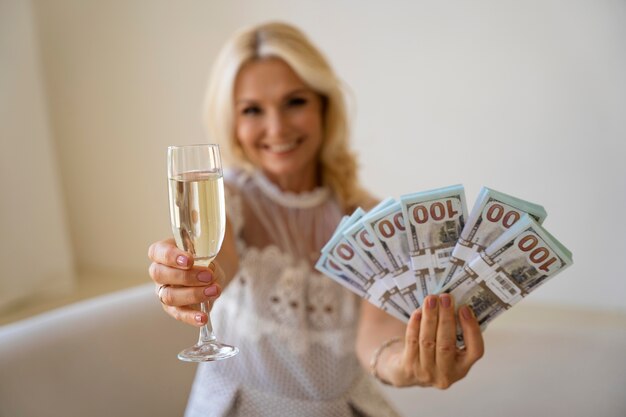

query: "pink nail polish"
xmin=461 ymin=306 xmax=474 ymax=320
xmin=197 ymin=271 xmax=212 ymax=282
xmin=176 ymin=255 xmax=188 ymax=266
xmin=428 ymin=296 xmax=437 ymax=309
xmin=204 ymin=286 xmax=218 ymax=297
xmin=413 ymin=309 xmax=422 ymax=322
xmin=195 ymin=314 xmax=204 ymax=323
xmin=440 ymin=294 xmax=451 ymax=308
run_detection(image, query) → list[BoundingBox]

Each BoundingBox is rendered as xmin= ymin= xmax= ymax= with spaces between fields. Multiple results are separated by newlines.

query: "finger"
xmin=458 ymin=305 xmax=485 ymax=372
xmin=162 ymin=304 xmax=207 ymax=327
xmin=158 ymin=283 xmax=222 ymax=308
xmin=402 ymin=308 xmax=423 ymax=365
xmin=419 ymin=295 xmax=439 ymax=375
xmin=209 ymin=261 xmax=226 ymax=286
xmin=148 ymin=238 xmax=193 ymax=269
xmin=149 ymin=262 xmax=218 ymax=287
xmin=435 ymin=294 xmax=458 ymax=385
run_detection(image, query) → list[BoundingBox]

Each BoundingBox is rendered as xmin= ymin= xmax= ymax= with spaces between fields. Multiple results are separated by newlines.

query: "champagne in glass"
xmin=167 ymin=144 xmax=238 ymax=362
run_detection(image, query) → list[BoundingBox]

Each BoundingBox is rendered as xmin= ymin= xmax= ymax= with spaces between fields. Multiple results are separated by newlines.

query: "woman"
xmin=148 ymin=22 xmax=484 ymax=416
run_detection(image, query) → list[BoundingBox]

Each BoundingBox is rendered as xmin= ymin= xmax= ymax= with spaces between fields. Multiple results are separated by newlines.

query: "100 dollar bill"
xmin=440 ymin=214 xmax=573 ymax=347
xmin=438 ymin=187 xmax=547 ymax=291
xmin=319 ymin=206 xmax=410 ymax=319
xmin=342 ymin=199 xmax=411 ymax=315
xmin=344 ymin=199 xmax=395 ymax=276
xmin=362 ymin=201 xmax=422 ymax=309
xmin=315 ymin=253 xmax=409 ymax=322
xmin=321 ymin=208 xmax=374 ymax=290
xmin=400 ymin=185 xmax=467 ymax=302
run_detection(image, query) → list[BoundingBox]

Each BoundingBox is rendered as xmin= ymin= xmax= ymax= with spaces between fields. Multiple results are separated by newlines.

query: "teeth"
xmin=265 ymin=140 xmax=300 ymax=153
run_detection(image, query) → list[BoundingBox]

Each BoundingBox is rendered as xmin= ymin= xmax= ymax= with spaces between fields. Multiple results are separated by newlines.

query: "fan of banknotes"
xmin=315 ymin=185 xmax=574 ymax=347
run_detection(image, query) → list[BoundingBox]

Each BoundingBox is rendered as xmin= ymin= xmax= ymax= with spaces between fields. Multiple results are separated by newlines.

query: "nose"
xmin=265 ymin=109 xmax=288 ymax=139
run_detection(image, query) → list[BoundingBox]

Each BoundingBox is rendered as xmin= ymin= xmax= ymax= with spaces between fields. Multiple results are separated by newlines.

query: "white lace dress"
xmin=184 ymin=170 xmax=401 ymax=417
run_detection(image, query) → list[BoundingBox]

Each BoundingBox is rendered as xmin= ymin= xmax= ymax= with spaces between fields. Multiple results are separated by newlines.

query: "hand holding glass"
xmin=167 ymin=144 xmax=238 ymax=362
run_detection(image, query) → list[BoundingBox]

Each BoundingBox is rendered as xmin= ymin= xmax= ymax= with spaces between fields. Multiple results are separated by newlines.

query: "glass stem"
xmin=199 ymin=302 xmax=217 ymax=344
xmin=194 ymin=257 xmax=217 ymax=345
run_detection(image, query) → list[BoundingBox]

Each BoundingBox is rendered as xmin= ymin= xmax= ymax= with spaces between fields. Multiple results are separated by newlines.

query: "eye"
xmin=241 ymin=105 xmax=262 ymax=116
xmin=286 ymin=97 xmax=308 ymax=107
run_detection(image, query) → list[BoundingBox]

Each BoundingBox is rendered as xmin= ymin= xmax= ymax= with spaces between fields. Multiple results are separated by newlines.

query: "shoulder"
xmin=224 ymin=168 xmax=253 ymax=194
xmin=347 ymin=189 xmax=380 ymax=213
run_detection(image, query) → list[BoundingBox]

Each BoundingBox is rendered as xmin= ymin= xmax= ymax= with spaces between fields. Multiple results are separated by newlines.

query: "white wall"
xmin=24 ymin=0 xmax=626 ymax=312
xmin=0 ymin=0 xmax=75 ymax=311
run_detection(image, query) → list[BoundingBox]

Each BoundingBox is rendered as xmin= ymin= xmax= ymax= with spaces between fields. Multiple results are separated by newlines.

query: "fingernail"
xmin=428 ymin=296 xmax=438 ymax=309
xmin=195 ymin=313 xmax=204 ymax=324
xmin=461 ymin=305 xmax=474 ymax=320
xmin=413 ymin=309 xmax=422 ymax=322
xmin=440 ymin=294 xmax=451 ymax=308
xmin=197 ymin=271 xmax=212 ymax=282
xmin=204 ymin=285 xmax=218 ymax=297
xmin=176 ymin=255 xmax=189 ymax=266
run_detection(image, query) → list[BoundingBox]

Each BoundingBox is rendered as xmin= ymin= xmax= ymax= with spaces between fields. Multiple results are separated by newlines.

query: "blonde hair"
xmin=204 ymin=21 xmax=367 ymax=212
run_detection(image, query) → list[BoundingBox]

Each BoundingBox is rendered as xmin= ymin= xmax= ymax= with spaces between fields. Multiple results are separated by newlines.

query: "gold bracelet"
xmin=369 ymin=337 xmax=403 ymax=385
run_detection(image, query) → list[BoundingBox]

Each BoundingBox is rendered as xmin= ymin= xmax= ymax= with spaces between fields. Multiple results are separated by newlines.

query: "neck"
xmin=263 ymin=168 xmax=320 ymax=194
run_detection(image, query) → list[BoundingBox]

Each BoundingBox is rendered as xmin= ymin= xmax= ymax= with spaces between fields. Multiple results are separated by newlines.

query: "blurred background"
xmin=1 ymin=1 xmax=626 ymax=416
xmin=2 ymin=0 xmax=624 ymax=319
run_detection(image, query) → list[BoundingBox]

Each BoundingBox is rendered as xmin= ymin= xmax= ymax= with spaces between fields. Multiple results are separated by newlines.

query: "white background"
xmin=2 ymin=0 xmax=625 ymax=313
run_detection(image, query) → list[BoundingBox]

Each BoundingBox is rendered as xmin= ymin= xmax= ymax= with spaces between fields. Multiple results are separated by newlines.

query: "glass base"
xmin=177 ymin=341 xmax=239 ymax=362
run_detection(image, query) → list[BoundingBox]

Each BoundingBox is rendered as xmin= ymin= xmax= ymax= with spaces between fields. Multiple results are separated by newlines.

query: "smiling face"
xmin=233 ymin=57 xmax=324 ymax=193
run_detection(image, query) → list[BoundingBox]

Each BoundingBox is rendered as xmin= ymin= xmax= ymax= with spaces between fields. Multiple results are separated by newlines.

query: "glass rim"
xmin=167 ymin=143 xmax=222 ymax=179
xmin=167 ymin=143 xmax=220 ymax=151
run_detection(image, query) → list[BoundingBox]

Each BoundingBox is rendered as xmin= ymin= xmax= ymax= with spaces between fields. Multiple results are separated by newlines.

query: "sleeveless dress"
xmin=184 ymin=169 xmax=401 ymax=417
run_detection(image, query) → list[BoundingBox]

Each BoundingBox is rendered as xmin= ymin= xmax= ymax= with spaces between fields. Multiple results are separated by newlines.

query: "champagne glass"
xmin=167 ymin=144 xmax=238 ymax=362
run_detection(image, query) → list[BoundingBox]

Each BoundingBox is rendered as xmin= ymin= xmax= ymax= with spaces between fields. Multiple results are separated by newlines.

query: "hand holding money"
xmin=373 ymin=293 xmax=484 ymax=388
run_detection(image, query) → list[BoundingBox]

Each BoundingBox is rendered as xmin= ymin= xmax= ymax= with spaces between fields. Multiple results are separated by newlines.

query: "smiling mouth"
xmin=261 ymin=138 xmax=304 ymax=154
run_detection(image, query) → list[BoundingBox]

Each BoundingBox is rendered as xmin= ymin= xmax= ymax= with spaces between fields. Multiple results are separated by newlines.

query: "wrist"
xmin=369 ymin=337 xmax=403 ymax=386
